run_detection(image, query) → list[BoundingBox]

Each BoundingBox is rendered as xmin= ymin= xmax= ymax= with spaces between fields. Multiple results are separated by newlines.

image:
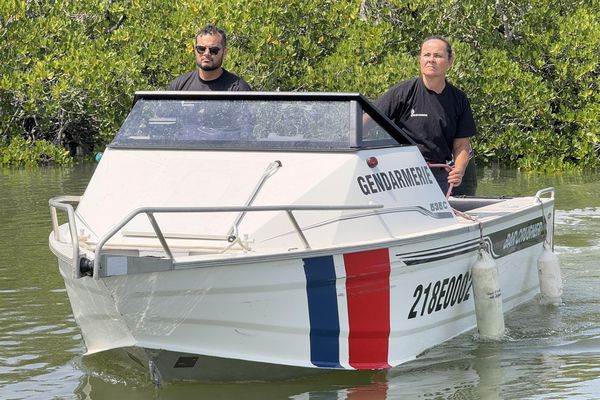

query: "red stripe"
xmin=344 ymin=248 xmax=391 ymax=369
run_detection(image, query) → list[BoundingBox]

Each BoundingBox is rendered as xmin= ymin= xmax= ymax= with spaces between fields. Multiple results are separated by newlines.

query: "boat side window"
xmin=360 ymin=110 xmax=399 ymax=147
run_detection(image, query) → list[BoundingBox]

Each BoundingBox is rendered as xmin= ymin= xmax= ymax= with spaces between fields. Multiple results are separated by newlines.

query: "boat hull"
xmin=53 ymin=206 xmax=546 ymax=382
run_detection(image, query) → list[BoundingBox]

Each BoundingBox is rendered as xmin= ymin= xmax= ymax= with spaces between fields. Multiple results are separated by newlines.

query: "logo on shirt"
xmin=410 ymin=108 xmax=428 ymax=117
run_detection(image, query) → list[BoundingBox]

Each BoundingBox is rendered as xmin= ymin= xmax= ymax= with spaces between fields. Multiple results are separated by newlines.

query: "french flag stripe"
xmin=344 ymin=248 xmax=391 ymax=369
xmin=303 ymin=255 xmax=341 ymax=368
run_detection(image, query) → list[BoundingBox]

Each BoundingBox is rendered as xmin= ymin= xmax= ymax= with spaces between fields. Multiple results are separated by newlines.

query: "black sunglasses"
xmin=195 ymin=45 xmax=222 ymax=55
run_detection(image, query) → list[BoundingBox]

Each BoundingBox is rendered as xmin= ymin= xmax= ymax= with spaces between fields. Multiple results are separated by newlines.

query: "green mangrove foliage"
xmin=0 ymin=136 xmax=72 ymax=167
xmin=0 ymin=0 xmax=598 ymax=169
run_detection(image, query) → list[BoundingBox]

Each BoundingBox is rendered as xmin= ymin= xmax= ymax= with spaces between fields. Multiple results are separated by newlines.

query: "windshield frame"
xmin=108 ymin=91 xmax=415 ymax=151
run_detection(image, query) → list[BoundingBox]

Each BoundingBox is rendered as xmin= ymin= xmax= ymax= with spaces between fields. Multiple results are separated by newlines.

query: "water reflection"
xmin=72 ymin=369 xmax=385 ymax=400
xmin=67 ymin=339 xmax=600 ymax=400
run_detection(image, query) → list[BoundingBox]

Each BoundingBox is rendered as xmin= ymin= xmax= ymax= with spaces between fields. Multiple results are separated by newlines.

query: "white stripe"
xmin=333 ymin=253 xmax=351 ymax=369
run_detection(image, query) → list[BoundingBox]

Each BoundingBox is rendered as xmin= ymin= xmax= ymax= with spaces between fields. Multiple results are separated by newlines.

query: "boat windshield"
xmin=110 ymin=92 xmax=414 ymax=151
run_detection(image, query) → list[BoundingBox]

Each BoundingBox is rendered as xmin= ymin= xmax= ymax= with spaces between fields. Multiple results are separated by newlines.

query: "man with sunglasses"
xmin=375 ymin=36 xmax=478 ymax=196
xmin=168 ymin=24 xmax=250 ymax=91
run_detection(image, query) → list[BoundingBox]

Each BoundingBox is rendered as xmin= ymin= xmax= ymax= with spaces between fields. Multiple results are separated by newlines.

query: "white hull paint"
xmin=52 ymin=208 xmax=545 ymax=381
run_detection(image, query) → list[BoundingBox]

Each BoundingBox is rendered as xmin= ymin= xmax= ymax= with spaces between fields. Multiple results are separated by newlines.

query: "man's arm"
xmin=449 ymin=137 xmax=471 ymax=187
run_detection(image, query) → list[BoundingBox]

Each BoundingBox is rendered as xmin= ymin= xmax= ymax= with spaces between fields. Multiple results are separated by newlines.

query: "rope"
xmin=427 ymin=162 xmax=482 ymax=244
xmin=427 ymin=162 xmax=454 ymax=199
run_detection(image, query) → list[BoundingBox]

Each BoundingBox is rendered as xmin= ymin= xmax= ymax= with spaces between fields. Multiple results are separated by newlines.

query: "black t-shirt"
xmin=168 ymin=69 xmax=251 ymax=91
xmin=376 ymin=77 xmax=477 ymax=163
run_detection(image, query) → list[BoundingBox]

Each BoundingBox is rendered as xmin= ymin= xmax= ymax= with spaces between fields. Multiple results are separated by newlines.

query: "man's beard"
xmin=197 ymin=60 xmax=222 ymax=71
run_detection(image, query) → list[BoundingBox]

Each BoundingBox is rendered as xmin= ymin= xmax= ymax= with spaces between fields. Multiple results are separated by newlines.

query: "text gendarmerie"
xmin=357 ymin=166 xmax=434 ymax=195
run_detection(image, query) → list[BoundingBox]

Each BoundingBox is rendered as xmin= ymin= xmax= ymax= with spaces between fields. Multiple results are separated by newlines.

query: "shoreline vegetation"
xmin=1 ymin=0 xmax=598 ymax=170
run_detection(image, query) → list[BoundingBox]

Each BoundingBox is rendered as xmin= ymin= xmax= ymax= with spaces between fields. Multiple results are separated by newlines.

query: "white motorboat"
xmin=49 ymin=91 xmax=557 ymax=383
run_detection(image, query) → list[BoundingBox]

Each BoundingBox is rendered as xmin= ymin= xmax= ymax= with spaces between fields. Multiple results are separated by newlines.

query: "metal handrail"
xmin=226 ymin=160 xmax=282 ymax=239
xmin=49 ymin=196 xmax=82 ymax=277
xmin=92 ymin=203 xmax=383 ymax=279
xmin=533 ymin=187 xmax=556 ymax=251
xmin=534 ymin=187 xmax=555 ymax=203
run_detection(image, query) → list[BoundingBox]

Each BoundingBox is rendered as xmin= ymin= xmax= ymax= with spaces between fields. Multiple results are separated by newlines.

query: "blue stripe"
xmin=303 ymin=255 xmax=341 ymax=368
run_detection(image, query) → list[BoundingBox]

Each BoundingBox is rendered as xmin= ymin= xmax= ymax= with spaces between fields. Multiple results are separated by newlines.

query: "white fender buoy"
xmin=537 ymin=244 xmax=563 ymax=305
xmin=471 ymin=250 xmax=505 ymax=340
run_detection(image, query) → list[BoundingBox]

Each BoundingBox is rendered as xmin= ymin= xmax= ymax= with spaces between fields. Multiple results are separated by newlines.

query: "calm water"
xmin=1 ymin=164 xmax=599 ymax=399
